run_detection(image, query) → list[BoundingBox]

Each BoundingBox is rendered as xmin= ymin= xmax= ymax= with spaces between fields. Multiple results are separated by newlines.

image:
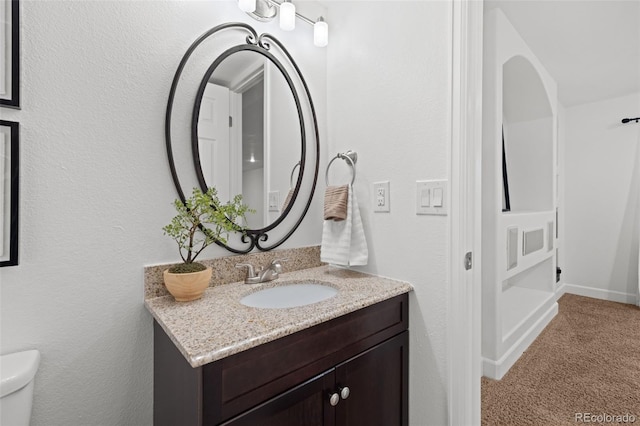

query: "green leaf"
xmin=163 ymin=187 xmax=252 ymax=263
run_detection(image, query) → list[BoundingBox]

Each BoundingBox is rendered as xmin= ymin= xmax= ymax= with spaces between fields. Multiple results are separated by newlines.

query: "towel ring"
xmin=325 ymin=151 xmax=357 ymax=186
xmin=289 ymin=161 xmax=301 ymax=188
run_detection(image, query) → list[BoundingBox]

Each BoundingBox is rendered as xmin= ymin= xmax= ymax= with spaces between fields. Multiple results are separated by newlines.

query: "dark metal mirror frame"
xmin=191 ymin=43 xmax=306 ymax=236
xmin=165 ymin=23 xmax=319 ymax=254
xmin=1 ymin=120 xmax=19 ymax=267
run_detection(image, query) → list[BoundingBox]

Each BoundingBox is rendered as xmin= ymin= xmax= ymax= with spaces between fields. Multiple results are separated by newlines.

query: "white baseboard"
xmin=555 ymin=282 xmax=568 ymax=299
xmin=482 ymin=302 xmax=558 ymax=380
xmin=561 ymin=283 xmax=638 ymax=305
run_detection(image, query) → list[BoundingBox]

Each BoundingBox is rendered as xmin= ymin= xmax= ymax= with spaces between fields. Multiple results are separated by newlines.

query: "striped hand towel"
xmin=324 ymin=185 xmax=349 ymax=221
xmin=321 ymin=185 xmax=368 ymax=266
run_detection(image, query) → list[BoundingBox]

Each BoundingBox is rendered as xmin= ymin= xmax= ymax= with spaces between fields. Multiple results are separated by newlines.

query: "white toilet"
xmin=0 ymin=350 xmax=40 ymax=426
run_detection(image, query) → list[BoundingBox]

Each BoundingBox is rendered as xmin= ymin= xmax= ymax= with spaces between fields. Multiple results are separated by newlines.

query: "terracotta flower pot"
xmin=163 ymin=267 xmax=212 ymax=302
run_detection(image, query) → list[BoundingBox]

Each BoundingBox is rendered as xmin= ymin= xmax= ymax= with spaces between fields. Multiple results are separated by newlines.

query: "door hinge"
xmin=229 ymin=116 xmax=233 ymax=127
xmin=464 ymin=252 xmax=472 ymax=270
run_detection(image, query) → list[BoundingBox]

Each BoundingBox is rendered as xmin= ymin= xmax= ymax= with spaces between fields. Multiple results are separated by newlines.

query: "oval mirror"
xmin=165 ymin=23 xmax=319 ymax=254
xmin=192 ymin=49 xmax=303 ymax=230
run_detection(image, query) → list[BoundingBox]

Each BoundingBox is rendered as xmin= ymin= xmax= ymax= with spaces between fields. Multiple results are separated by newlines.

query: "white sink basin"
xmin=240 ymin=282 xmax=338 ymax=309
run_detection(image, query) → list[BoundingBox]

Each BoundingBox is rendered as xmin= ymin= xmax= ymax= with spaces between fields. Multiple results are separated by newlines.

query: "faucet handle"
xmin=270 ymin=258 xmax=288 ymax=273
xmin=235 ymin=263 xmax=257 ymax=278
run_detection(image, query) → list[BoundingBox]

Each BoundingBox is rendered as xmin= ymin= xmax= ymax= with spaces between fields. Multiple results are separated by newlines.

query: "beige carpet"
xmin=482 ymin=294 xmax=640 ymax=425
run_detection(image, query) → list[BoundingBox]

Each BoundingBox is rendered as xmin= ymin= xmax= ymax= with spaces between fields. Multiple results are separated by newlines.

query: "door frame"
xmin=448 ymin=0 xmax=483 ymax=424
xmin=230 ymin=62 xmax=267 ymax=225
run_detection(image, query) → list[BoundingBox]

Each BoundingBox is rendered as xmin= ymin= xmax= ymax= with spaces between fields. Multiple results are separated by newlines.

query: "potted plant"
xmin=162 ymin=187 xmax=251 ymax=301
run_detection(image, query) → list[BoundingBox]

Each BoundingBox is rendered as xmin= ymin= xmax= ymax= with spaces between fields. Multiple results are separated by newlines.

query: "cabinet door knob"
xmin=340 ymin=386 xmax=350 ymax=400
xmin=329 ymin=392 xmax=340 ymax=406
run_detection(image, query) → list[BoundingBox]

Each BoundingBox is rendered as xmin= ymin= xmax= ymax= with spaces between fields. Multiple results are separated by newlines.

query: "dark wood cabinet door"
xmin=222 ymin=369 xmax=336 ymax=426
xmin=335 ymin=331 xmax=408 ymax=426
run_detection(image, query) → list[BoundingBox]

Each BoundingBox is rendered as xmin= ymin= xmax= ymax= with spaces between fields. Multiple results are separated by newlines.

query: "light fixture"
xmin=249 ymin=153 xmax=256 ymax=163
xmin=279 ymin=0 xmax=296 ymax=31
xmin=314 ymin=16 xmax=328 ymax=47
xmin=238 ymin=0 xmax=256 ymax=13
xmin=238 ymin=0 xmax=329 ymax=47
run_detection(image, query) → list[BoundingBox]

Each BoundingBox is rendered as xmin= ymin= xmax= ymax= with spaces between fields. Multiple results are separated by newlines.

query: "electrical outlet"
xmin=373 ymin=181 xmax=390 ymax=212
xmin=268 ymin=191 xmax=280 ymax=212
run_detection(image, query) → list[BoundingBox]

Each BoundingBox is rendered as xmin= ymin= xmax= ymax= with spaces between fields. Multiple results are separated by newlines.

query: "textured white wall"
xmin=326 ymin=2 xmax=452 ymax=424
xmin=0 ymin=1 xmax=325 ymax=425
xmin=563 ymin=92 xmax=640 ymax=301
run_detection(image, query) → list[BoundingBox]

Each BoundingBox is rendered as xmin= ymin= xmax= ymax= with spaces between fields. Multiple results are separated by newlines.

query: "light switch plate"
xmin=373 ymin=181 xmax=390 ymax=212
xmin=416 ymin=180 xmax=448 ymax=215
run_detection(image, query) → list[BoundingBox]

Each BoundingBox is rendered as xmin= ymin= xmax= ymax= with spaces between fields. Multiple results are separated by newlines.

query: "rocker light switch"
xmin=432 ymin=188 xmax=443 ymax=207
xmin=420 ymin=189 xmax=431 ymax=207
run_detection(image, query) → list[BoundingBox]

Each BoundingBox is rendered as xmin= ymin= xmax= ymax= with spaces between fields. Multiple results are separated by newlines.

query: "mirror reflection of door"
xmin=198 ymin=60 xmax=267 ymax=228
xmin=197 ymin=51 xmax=302 ymax=230
xmin=197 ymin=83 xmax=232 ymax=202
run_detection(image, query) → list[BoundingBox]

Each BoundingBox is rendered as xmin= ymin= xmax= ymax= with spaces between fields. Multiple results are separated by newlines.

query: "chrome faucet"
xmin=236 ymin=259 xmax=288 ymax=284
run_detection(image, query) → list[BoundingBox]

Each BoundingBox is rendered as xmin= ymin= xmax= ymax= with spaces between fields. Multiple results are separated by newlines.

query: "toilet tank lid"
xmin=1 ymin=350 xmax=41 ymax=398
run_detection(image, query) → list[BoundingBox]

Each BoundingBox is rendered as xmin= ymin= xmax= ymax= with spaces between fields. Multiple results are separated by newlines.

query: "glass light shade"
xmin=279 ymin=1 xmax=296 ymax=31
xmin=238 ymin=0 xmax=256 ymax=13
xmin=314 ymin=19 xmax=328 ymax=47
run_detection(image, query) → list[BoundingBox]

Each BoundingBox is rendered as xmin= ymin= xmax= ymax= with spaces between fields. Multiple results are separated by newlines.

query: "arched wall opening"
xmin=502 ymin=55 xmax=554 ymax=213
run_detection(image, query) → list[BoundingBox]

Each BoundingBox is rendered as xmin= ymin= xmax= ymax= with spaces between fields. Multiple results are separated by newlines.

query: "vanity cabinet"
xmin=154 ymin=294 xmax=409 ymax=426
xmin=225 ymin=332 xmax=407 ymax=426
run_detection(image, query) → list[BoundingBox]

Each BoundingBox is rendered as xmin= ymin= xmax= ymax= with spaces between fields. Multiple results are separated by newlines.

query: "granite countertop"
xmin=145 ymin=265 xmax=413 ymax=368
